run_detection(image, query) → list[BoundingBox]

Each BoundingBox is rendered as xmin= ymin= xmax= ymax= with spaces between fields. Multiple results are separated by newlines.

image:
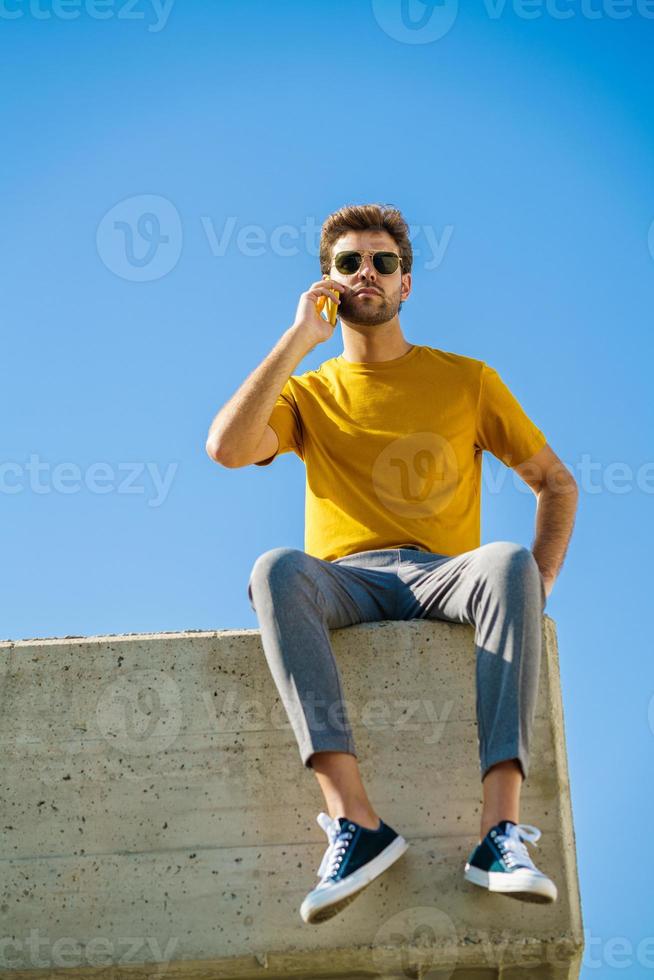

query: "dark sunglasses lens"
xmin=373 ymin=252 xmax=400 ymax=274
xmin=335 ymin=252 xmax=361 ymax=274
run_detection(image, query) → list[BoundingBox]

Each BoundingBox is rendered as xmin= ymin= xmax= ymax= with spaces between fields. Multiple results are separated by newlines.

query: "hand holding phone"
xmin=291 ymin=277 xmax=348 ymax=352
xmin=316 ymin=274 xmax=340 ymax=326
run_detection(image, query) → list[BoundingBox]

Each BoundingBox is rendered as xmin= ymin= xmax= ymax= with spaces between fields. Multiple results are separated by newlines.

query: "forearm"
xmin=205 ymin=325 xmax=313 ymax=464
xmin=531 ymin=479 xmax=579 ymax=582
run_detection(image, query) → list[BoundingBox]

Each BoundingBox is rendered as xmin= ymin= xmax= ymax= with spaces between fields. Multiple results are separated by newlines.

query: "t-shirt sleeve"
xmin=254 ymin=377 xmax=304 ymax=466
xmin=475 ymin=362 xmax=547 ymax=467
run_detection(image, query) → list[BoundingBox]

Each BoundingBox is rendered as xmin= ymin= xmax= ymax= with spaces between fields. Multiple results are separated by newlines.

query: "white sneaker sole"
xmin=464 ymin=863 xmax=558 ymax=904
xmin=300 ymin=835 xmax=409 ymax=924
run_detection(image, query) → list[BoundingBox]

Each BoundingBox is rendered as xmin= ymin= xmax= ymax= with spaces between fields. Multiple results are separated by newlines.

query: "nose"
xmin=355 ymin=255 xmax=377 ymax=283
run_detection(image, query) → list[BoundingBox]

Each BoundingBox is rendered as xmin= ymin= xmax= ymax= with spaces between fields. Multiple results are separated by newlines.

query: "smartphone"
xmin=324 ymin=294 xmax=338 ymax=326
xmin=316 ymin=275 xmax=339 ymax=326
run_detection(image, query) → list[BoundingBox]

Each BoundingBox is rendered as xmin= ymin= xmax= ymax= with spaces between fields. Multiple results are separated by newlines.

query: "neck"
xmin=340 ymin=323 xmax=413 ymax=364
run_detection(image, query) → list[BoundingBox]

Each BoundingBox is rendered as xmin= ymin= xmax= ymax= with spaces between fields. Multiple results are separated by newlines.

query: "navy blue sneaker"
xmin=300 ymin=811 xmax=409 ymax=924
xmin=464 ymin=820 xmax=558 ymax=904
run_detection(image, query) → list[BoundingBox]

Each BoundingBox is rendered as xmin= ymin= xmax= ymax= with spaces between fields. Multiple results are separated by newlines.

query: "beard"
xmin=338 ymin=285 xmax=402 ymax=327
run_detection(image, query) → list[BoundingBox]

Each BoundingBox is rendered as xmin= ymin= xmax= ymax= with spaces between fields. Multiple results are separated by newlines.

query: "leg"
xmin=310 ymin=751 xmax=380 ymax=830
xmin=247 ymin=547 xmax=400 ymax=827
xmin=402 ymin=541 xmax=545 ymax=839
xmin=480 ymin=759 xmax=522 ymax=840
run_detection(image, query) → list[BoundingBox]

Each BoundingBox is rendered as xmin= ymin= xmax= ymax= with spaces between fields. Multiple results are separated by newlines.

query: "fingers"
xmin=305 ymin=277 xmax=349 ymax=323
xmin=316 ymin=277 xmax=352 ymax=296
xmin=308 ymin=285 xmax=343 ymax=303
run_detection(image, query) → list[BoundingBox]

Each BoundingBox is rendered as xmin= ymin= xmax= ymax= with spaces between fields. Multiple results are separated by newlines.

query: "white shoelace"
xmin=315 ymin=811 xmax=355 ymax=881
xmin=492 ymin=822 xmax=541 ymax=870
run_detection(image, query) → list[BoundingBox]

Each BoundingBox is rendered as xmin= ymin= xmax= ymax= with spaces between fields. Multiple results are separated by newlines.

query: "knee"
xmin=247 ymin=546 xmax=307 ymax=599
xmin=483 ymin=541 xmax=540 ymax=589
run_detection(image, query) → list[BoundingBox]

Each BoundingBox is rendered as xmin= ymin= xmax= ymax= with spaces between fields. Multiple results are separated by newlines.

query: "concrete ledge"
xmin=0 ymin=615 xmax=583 ymax=979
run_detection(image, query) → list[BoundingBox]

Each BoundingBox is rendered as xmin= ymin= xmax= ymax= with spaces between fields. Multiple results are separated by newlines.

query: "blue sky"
xmin=2 ymin=2 xmax=653 ymax=974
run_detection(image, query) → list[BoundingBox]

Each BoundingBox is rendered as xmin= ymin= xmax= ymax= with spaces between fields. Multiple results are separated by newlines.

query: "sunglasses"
xmin=332 ymin=250 xmax=404 ymax=276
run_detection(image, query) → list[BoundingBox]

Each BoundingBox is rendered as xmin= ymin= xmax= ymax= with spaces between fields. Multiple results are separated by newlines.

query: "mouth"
xmin=356 ymin=288 xmax=381 ymax=296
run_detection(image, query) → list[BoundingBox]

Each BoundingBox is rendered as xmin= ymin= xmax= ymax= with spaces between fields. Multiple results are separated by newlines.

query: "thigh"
xmin=248 ymin=546 xmax=401 ymax=630
xmin=398 ymin=540 xmax=542 ymax=624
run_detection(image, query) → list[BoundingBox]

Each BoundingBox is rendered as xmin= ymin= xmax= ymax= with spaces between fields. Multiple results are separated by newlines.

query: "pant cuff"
xmin=302 ymin=737 xmax=357 ymax=768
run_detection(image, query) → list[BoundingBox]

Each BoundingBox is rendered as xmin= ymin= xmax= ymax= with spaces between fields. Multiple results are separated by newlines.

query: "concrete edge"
xmin=0 ymin=935 xmax=586 ymax=980
xmin=544 ymin=616 xmax=585 ymax=947
xmin=0 ymin=615 xmax=554 ymax=649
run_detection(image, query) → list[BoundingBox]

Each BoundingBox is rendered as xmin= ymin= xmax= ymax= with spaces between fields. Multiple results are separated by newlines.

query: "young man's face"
xmin=328 ymin=230 xmax=411 ymax=327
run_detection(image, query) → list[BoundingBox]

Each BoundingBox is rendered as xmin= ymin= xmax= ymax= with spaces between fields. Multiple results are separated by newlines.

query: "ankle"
xmin=480 ymin=815 xmax=518 ymax=840
xmin=331 ymin=806 xmax=380 ymax=831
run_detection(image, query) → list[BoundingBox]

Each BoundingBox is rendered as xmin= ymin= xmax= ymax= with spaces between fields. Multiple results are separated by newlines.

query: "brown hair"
xmin=319 ymin=203 xmax=413 ymax=276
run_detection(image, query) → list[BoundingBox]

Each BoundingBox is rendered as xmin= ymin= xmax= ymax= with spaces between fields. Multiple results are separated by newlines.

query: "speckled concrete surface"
xmin=0 ymin=615 xmax=583 ymax=979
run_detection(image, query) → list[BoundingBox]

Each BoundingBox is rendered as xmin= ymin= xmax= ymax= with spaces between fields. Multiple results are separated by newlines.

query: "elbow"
xmin=562 ymin=473 xmax=579 ymax=496
xmin=541 ymin=473 xmax=579 ymax=499
xmin=205 ymin=438 xmax=237 ymax=467
xmin=540 ymin=458 xmax=579 ymax=496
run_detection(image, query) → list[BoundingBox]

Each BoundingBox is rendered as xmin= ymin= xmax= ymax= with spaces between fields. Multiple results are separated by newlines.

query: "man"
xmin=205 ymin=203 xmax=578 ymax=925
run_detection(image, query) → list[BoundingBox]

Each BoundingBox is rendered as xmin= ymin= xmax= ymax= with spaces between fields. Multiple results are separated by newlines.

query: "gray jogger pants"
xmin=247 ymin=542 xmax=546 ymax=782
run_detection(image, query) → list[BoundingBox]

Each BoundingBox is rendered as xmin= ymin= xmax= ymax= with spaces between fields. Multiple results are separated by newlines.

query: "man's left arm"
xmin=513 ymin=443 xmax=579 ymax=598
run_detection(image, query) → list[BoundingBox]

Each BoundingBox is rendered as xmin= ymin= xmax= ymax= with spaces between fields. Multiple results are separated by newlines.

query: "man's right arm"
xmin=205 ymin=277 xmax=348 ymax=468
xmin=205 ymin=325 xmax=311 ymax=468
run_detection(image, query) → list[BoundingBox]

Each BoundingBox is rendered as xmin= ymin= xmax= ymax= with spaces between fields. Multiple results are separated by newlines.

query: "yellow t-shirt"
xmin=255 ymin=344 xmax=546 ymax=562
